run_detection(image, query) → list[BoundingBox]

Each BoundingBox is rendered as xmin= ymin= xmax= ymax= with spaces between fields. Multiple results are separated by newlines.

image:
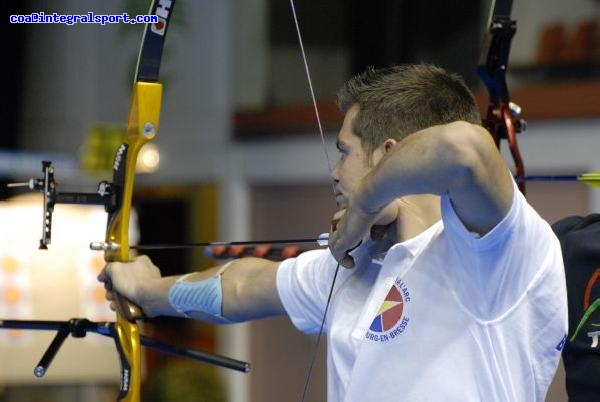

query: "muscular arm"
xmin=98 ymin=255 xmax=285 ymax=323
xmin=330 ymin=121 xmax=514 ymax=265
xmin=361 ymin=121 xmax=513 ymax=233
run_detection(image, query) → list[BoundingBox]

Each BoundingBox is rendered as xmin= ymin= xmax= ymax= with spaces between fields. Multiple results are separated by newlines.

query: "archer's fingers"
xmin=332 ymin=239 xmax=362 ymax=269
xmin=329 ymin=242 xmax=353 ymax=269
xmin=104 ymin=288 xmax=115 ymax=301
xmin=343 ymin=240 xmax=363 ymax=268
xmin=330 ymin=209 xmax=347 ymax=233
xmin=97 ymin=269 xmax=107 ymax=283
xmin=340 ymin=253 xmax=355 ymax=269
xmin=97 ymin=263 xmax=114 ymax=283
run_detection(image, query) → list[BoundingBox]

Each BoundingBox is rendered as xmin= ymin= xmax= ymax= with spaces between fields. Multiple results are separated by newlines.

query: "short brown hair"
xmin=336 ymin=64 xmax=481 ymax=158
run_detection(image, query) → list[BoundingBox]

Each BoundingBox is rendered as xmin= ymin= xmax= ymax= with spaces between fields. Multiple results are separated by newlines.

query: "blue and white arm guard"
xmin=168 ymin=262 xmax=233 ymax=322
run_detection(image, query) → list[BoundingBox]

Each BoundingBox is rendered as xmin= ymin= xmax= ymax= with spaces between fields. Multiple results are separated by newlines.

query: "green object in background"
xmin=80 ymin=123 xmax=125 ymax=173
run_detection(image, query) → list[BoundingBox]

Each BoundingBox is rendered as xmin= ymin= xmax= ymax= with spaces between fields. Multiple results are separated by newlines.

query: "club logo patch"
xmin=365 ymin=279 xmax=411 ymax=342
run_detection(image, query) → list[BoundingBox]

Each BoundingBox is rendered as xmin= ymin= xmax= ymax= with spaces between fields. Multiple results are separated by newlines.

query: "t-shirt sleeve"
xmin=440 ymin=177 xmax=565 ymax=319
xmin=441 ymin=173 xmax=520 ymax=252
xmin=276 ymin=249 xmax=338 ymax=334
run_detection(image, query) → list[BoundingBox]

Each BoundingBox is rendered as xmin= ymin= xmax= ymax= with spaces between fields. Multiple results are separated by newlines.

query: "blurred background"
xmin=1 ymin=0 xmax=599 ymax=401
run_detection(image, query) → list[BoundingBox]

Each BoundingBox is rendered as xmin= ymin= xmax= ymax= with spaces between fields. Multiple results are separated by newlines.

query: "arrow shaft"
xmin=131 ymin=237 xmax=325 ymax=250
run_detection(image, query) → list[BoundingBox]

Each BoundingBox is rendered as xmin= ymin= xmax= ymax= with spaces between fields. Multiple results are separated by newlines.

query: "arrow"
xmin=515 ymin=172 xmax=600 ymax=187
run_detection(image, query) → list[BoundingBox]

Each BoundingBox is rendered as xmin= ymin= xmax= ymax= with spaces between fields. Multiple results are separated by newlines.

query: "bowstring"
xmin=300 ymin=263 xmax=341 ymax=401
xmin=289 ymin=0 xmax=335 ymax=183
xmin=289 ymin=1 xmax=341 ymax=400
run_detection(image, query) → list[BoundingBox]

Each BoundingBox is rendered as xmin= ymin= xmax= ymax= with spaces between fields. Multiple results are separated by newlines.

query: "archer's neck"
xmin=395 ymin=194 xmax=441 ymax=242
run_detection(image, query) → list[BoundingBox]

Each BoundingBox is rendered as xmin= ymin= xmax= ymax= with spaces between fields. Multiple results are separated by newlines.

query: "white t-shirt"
xmin=276 ymin=183 xmax=568 ymax=401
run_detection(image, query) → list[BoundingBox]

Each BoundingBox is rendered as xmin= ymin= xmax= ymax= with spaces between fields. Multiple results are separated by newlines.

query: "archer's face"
xmin=331 ymin=105 xmax=384 ymax=208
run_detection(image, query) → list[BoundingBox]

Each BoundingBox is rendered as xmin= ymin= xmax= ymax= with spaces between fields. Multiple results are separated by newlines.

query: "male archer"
xmin=99 ymin=64 xmax=567 ymax=401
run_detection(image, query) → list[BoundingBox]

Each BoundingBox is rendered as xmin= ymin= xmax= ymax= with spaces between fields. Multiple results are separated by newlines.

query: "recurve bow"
xmin=99 ymin=0 xmax=174 ymax=399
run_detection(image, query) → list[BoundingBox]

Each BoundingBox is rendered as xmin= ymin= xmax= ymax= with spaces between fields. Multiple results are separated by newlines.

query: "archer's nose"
xmin=331 ymin=159 xmax=341 ymax=182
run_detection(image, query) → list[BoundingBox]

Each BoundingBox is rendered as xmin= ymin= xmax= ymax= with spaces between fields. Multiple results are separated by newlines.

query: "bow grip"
xmin=106 ymin=278 xmax=145 ymax=322
xmin=114 ymin=293 xmax=145 ymax=322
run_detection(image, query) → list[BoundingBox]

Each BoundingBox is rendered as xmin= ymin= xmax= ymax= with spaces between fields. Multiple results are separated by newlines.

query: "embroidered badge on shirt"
xmin=365 ymin=279 xmax=411 ymax=342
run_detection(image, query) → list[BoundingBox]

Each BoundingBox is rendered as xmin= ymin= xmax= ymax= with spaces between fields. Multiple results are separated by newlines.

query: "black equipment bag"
xmin=552 ymin=214 xmax=600 ymax=401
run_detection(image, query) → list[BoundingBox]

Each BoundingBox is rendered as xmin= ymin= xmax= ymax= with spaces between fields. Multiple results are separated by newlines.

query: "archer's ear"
xmin=383 ymin=138 xmax=397 ymax=153
xmin=371 ymin=138 xmax=398 ymax=166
